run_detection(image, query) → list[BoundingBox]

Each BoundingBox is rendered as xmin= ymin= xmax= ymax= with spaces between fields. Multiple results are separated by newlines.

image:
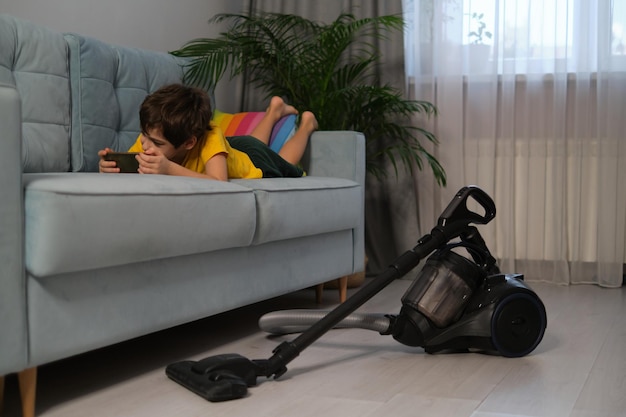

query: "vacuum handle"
xmin=437 ymin=186 xmax=496 ymax=235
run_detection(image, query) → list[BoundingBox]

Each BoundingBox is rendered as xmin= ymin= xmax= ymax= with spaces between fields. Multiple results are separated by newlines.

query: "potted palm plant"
xmin=171 ymin=11 xmax=446 ymax=185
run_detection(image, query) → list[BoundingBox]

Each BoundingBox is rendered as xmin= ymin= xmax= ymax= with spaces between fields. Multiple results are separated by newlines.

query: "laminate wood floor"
xmin=3 ymin=278 xmax=625 ymax=417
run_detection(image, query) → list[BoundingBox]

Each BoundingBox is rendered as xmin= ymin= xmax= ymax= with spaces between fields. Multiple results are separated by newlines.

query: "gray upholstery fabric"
xmin=27 ymin=231 xmax=354 ymax=365
xmin=24 ymin=173 xmax=257 ymax=277
xmin=25 ymin=174 xmax=362 ymax=278
xmin=0 ymin=14 xmax=71 ymax=172
xmin=233 ymin=177 xmax=361 ymax=245
xmin=302 ymin=131 xmax=366 ymax=273
xmin=0 ymin=83 xmax=27 ymax=375
xmin=65 ymin=33 xmax=187 ymax=172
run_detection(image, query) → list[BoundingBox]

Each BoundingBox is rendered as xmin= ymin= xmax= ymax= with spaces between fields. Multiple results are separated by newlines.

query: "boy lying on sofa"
xmin=98 ymin=84 xmax=318 ymax=180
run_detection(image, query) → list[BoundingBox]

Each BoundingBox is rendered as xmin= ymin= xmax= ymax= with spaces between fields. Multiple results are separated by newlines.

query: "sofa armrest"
xmin=303 ymin=131 xmax=366 ymax=188
xmin=303 ymin=131 xmax=366 ymax=274
xmin=0 ymin=83 xmax=27 ymax=375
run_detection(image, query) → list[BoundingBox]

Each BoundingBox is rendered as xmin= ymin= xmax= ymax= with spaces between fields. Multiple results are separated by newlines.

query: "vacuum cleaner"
xmin=166 ymin=185 xmax=547 ymax=402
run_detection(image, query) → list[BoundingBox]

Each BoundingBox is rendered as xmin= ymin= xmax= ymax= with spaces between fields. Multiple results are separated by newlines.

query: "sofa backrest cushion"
xmin=64 ymin=33 xmax=187 ymax=172
xmin=0 ymin=14 xmax=71 ymax=172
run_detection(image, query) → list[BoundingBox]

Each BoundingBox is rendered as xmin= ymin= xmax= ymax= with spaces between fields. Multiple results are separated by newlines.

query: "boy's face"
xmin=140 ymin=128 xmax=195 ymax=164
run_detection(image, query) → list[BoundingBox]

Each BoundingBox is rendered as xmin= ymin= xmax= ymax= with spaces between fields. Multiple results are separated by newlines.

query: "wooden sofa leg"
xmin=316 ymin=276 xmax=349 ymax=304
xmin=315 ymin=283 xmax=324 ymax=304
xmin=18 ymin=367 xmax=37 ymax=417
xmin=338 ymin=276 xmax=348 ymax=303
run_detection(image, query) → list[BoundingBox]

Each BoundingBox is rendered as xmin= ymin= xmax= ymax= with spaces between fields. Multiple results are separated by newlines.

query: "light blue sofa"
xmin=0 ymin=14 xmax=364 ymax=414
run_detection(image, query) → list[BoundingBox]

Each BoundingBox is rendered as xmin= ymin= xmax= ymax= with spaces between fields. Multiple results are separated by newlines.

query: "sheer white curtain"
xmin=404 ymin=0 xmax=626 ymax=287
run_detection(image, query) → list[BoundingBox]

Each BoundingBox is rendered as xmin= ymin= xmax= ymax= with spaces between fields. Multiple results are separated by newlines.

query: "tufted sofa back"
xmin=0 ymin=14 xmax=71 ymax=172
xmin=64 ymin=33 xmax=187 ymax=172
xmin=0 ymin=14 xmax=190 ymax=173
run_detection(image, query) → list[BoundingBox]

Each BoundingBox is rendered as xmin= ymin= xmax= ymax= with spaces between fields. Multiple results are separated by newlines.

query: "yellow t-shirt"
xmin=128 ymin=123 xmax=263 ymax=179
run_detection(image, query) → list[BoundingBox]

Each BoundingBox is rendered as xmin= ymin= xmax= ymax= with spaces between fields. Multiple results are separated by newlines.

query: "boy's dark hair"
xmin=139 ymin=84 xmax=212 ymax=148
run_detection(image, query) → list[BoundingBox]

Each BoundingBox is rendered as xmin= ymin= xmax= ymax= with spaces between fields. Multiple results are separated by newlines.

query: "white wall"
xmin=0 ymin=0 xmax=246 ymax=110
xmin=0 ymin=0 xmax=244 ymax=51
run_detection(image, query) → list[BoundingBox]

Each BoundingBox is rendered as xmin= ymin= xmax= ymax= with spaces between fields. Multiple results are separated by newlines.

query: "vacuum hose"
xmin=259 ymin=310 xmax=393 ymax=335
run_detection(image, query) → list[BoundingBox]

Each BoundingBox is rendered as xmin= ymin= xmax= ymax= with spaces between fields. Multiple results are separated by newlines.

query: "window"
xmin=404 ymin=0 xmax=626 ymax=74
xmin=613 ymin=0 xmax=626 ymax=56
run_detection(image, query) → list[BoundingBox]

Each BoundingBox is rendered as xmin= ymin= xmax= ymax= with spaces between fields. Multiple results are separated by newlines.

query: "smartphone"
xmin=104 ymin=152 xmax=140 ymax=173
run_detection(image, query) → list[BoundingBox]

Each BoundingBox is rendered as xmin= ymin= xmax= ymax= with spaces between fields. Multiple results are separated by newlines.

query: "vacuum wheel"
xmin=491 ymin=292 xmax=547 ymax=357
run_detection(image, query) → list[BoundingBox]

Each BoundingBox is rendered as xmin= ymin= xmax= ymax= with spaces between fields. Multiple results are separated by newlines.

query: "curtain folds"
xmin=403 ymin=0 xmax=626 ymax=287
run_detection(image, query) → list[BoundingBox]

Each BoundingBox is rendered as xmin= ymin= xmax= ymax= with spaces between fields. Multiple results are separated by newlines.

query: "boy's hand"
xmin=137 ymin=146 xmax=172 ymax=175
xmin=98 ymin=148 xmax=120 ymax=173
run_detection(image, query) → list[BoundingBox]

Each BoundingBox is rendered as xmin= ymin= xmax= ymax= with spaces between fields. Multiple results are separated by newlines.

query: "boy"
xmin=98 ymin=84 xmax=317 ymax=180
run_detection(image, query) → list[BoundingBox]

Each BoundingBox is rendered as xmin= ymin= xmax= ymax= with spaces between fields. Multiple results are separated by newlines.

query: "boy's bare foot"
xmin=268 ymin=96 xmax=298 ymax=119
xmin=299 ymin=111 xmax=318 ymax=135
xmin=277 ymin=110 xmax=318 ymax=165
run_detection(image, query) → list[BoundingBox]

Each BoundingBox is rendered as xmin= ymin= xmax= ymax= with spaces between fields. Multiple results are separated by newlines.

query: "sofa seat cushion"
xmin=24 ymin=173 xmax=257 ymax=277
xmin=232 ymin=177 xmax=362 ymax=245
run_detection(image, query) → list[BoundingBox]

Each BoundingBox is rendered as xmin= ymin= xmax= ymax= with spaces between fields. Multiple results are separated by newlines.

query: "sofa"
xmin=0 ymin=14 xmax=365 ymax=416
